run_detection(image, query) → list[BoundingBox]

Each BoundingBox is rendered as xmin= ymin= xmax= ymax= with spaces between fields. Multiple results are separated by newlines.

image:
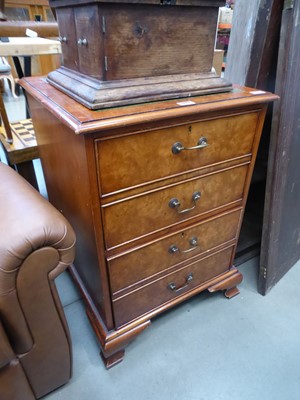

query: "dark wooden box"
xmin=48 ymin=0 xmax=231 ymax=109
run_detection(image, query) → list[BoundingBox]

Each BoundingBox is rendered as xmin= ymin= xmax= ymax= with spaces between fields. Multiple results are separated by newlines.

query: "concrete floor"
xmin=2 ymin=88 xmax=300 ymax=400
xmin=46 ymin=256 xmax=300 ymax=400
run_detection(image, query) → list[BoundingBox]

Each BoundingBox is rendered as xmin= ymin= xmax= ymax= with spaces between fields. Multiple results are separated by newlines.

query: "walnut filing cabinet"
xmin=22 ymin=77 xmax=277 ymax=368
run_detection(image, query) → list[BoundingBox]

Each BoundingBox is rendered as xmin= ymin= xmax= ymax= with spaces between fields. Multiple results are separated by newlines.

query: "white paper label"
xmin=177 ymin=101 xmax=196 ymax=106
xmin=250 ymin=90 xmax=266 ymax=95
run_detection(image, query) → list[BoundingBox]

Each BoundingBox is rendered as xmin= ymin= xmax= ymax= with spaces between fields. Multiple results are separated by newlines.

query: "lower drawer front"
xmin=113 ymin=246 xmax=233 ymax=328
xmin=108 ymin=209 xmax=241 ymax=295
xmin=103 ymin=164 xmax=248 ymax=249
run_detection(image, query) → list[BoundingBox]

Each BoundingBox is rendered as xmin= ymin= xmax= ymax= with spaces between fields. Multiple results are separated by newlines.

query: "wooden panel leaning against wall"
xmin=225 ymin=0 xmax=300 ymax=294
xmin=225 ymin=0 xmax=283 ymax=272
xmin=258 ymin=0 xmax=300 ymax=294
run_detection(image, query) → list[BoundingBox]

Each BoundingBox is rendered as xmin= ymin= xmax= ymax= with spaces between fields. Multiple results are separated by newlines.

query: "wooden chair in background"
xmin=0 ymin=91 xmax=39 ymax=189
xmin=0 ymin=57 xmax=17 ymax=98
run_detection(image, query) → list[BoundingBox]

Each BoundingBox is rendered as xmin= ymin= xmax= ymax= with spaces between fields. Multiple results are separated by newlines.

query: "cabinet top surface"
xmin=21 ymin=77 xmax=278 ymax=135
xmin=49 ymin=0 xmax=225 ymax=7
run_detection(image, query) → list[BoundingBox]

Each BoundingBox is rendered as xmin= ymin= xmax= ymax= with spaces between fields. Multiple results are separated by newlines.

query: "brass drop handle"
xmin=169 ymin=191 xmax=201 ymax=214
xmin=168 ymin=273 xmax=193 ymax=293
xmin=169 ymin=237 xmax=199 ymax=254
xmin=172 ymin=137 xmax=208 ymax=154
xmin=58 ymin=36 xmax=67 ymax=43
xmin=77 ymin=38 xmax=88 ymax=46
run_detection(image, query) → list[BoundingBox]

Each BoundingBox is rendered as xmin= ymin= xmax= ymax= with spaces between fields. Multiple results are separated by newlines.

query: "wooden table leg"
xmin=15 ymin=160 xmax=38 ymax=190
xmin=12 ymin=55 xmax=31 ymax=118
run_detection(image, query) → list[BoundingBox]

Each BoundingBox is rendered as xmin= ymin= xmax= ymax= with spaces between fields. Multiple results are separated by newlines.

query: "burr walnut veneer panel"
xmin=102 ymin=164 xmax=248 ymax=249
xmin=113 ymin=246 xmax=234 ymax=328
xmin=108 ymin=209 xmax=241 ymax=296
xmin=96 ymin=112 xmax=259 ymax=195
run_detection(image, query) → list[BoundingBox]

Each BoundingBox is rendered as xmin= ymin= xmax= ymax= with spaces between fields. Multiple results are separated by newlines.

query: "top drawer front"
xmin=96 ymin=112 xmax=259 ymax=195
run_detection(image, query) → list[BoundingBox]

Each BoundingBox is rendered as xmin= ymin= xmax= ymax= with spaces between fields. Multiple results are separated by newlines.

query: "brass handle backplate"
xmin=168 ymin=273 xmax=193 ymax=293
xmin=160 ymin=0 xmax=176 ymax=5
xmin=168 ymin=237 xmax=199 ymax=254
xmin=160 ymin=0 xmax=177 ymax=6
xmin=172 ymin=137 xmax=208 ymax=154
xmin=169 ymin=191 xmax=201 ymax=214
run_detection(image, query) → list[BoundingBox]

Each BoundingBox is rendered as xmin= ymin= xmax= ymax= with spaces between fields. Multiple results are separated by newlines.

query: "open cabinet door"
xmin=259 ymin=0 xmax=300 ymax=294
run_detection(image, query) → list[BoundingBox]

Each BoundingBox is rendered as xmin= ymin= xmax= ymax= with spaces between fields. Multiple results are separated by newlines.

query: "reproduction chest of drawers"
xmin=22 ymin=77 xmax=277 ymax=368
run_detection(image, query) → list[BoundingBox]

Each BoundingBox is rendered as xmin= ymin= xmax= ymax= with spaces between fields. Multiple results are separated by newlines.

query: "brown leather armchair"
xmin=0 ymin=162 xmax=76 ymax=399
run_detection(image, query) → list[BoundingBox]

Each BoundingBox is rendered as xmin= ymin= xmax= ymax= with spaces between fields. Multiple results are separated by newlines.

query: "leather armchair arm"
xmin=0 ymin=162 xmax=76 ymax=398
xmin=0 ymin=320 xmax=14 ymax=369
xmin=0 ymin=319 xmax=35 ymax=399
